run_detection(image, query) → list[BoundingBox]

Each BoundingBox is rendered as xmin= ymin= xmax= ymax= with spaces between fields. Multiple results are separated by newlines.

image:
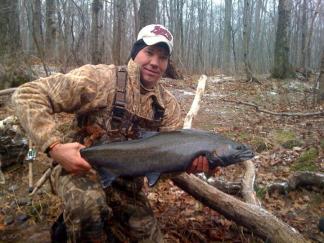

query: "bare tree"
xmin=243 ymin=0 xmax=252 ymax=81
xmin=319 ymin=49 xmax=324 ymax=102
xmin=32 ymin=0 xmax=44 ymax=55
xmin=112 ymin=0 xmax=126 ymax=65
xmin=45 ymin=0 xmax=57 ymax=61
xmin=223 ymin=0 xmax=232 ymax=74
xmin=0 ymin=0 xmax=21 ymax=60
xmin=272 ymin=0 xmax=294 ymax=79
xmin=138 ymin=0 xmax=158 ymax=29
xmin=2 ymin=0 xmax=324 ymax=78
xmin=91 ymin=0 xmax=103 ymax=64
xmin=0 ymin=0 xmax=24 ymax=88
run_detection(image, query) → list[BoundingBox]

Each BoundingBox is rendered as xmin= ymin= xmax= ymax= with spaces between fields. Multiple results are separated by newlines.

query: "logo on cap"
xmin=150 ymin=25 xmax=172 ymax=41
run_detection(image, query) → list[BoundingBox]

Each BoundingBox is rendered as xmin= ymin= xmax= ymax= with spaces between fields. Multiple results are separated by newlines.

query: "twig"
xmin=221 ymin=98 xmax=324 ymax=117
xmin=30 ymin=167 xmax=52 ymax=196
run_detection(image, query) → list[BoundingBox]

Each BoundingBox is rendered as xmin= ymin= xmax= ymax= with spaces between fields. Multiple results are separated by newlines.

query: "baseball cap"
xmin=137 ymin=24 xmax=173 ymax=54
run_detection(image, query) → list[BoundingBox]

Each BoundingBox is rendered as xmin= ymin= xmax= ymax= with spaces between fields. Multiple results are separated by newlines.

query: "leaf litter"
xmin=0 ymin=75 xmax=323 ymax=242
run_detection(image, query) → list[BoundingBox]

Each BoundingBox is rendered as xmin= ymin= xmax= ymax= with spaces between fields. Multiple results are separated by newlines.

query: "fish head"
xmin=209 ymin=143 xmax=255 ymax=167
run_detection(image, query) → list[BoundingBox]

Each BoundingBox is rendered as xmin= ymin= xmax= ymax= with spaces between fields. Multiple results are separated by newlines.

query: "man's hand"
xmin=49 ymin=142 xmax=92 ymax=174
xmin=187 ymin=155 xmax=210 ymax=174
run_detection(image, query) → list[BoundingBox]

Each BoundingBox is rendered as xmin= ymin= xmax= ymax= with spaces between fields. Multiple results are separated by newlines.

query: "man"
xmin=12 ymin=24 xmax=211 ymax=242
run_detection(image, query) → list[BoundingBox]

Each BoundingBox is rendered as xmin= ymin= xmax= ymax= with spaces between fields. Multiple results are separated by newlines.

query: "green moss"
xmin=272 ymin=129 xmax=302 ymax=148
xmin=255 ymin=185 xmax=267 ymax=199
xmin=291 ymin=148 xmax=319 ymax=172
xmin=320 ymin=139 xmax=324 ymax=150
xmin=282 ymin=140 xmax=303 ymax=149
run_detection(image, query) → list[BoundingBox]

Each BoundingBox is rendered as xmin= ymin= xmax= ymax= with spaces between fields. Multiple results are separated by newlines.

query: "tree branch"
xmin=221 ymin=98 xmax=324 ymax=117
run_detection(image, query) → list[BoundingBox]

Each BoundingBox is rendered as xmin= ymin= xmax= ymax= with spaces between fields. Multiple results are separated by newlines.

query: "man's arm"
xmin=12 ymin=65 xmax=116 ymax=173
xmin=12 ymin=65 xmax=115 ymax=152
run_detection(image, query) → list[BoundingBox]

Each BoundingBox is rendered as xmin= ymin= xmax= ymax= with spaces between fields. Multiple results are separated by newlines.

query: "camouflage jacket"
xmin=11 ymin=60 xmax=182 ymax=152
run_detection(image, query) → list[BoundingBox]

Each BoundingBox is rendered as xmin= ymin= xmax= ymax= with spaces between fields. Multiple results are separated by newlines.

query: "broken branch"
xmin=221 ymin=99 xmax=324 ymax=117
xmin=172 ymin=173 xmax=306 ymax=243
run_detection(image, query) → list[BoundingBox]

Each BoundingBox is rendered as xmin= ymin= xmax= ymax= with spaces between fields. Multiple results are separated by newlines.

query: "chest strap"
xmin=111 ymin=66 xmax=165 ymax=130
xmin=112 ymin=66 xmax=128 ymax=124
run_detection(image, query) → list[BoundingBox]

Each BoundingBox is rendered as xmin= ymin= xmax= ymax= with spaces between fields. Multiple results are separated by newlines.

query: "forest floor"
xmin=0 ymin=72 xmax=323 ymax=242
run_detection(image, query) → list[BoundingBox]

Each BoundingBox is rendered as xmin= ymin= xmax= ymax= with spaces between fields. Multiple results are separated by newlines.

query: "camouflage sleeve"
xmin=159 ymin=93 xmax=182 ymax=132
xmin=11 ymin=64 xmax=116 ymax=152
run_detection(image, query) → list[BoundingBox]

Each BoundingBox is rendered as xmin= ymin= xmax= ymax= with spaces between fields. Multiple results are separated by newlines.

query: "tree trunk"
xmin=112 ymin=0 xmax=126 ymax=65
xmin=0 ymin=0 xmax=21 ymax=59
xmin=32 ymin=0 xmax=44 ymax=56
xmin=45 ymin=0 xmax=57 ymax=61
xmin=91 ymin=0 xmax=103 ymax=64
xmin=0 ymin=0 xmax=28 ymax=89
xmin=243 ymin=0 xmax=252 ymax=80
xmin=132 ymin=0 xmax=140 ymax=37
xmin=223 ymin=0 xmax=232 ymax=74
xmin=319 ymin=49 xmax=324 ymax=102
xmin=300 ymin=0 xmax=307 ymax=70
xmin=138 ymin=0 xmax=158 ymax=29
xmin=271 ymin=0 xmax=294 ymax=79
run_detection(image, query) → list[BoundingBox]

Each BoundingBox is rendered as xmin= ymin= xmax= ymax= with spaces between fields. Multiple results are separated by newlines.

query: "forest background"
xmin=0 ymin=0 xmax=323 ymax=90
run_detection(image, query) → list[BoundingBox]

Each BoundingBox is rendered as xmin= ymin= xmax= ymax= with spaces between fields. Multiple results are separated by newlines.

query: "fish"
xmin=80 ymin=129 xmax=255 ymax=188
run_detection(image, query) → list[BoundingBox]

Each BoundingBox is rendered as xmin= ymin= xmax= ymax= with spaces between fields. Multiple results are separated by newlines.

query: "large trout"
xmin=80 ymin=129 xmax=254 ymax=188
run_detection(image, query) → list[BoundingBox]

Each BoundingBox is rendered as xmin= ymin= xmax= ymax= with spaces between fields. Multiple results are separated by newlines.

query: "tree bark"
xmin=45 ymin=0 xmax=57 ymax=61
xmin=172 ymin=173 xmax=306 ymax=243
xmin=243 ymin=0 xmax=258 ymax=83
xmin=267 ymin=171 xmax=324 ymax=195
xmin=91 ymin=0 xmax=103 ymax=64
xmin=33 ymin=0 xmax=44 ymax=56
xmin=112 ymin=0 xmax=126 ymax=65
xmin=138 ymin=0 xmax=157 ymax=29
xmin=132 ymin=0 xmax=140 ymax=37
xmin=319 ymin=49 xmax=324 ymax=102
xmin=223 ymin=0 xmax=232 ymax=74
xmin=0 ymin=0 xmax=21 ymax=60
xmin=0 ymin=0 xmax=32 ymax=88
xmin=272 ymin=0 xmax=294 ymax=79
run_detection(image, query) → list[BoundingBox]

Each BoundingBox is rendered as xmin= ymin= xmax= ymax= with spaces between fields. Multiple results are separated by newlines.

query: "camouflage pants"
xmin=50 ymin=165 xmax=164 ymax=243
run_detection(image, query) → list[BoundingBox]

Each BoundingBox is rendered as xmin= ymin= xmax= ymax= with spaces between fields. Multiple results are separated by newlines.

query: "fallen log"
xmin=197 ymin=175 xmax=241 ymax=195
xmin=172 ymin=173 xmax=306 ymax=243
xmin=268 ymin=171 xmax=324 ymax=195
xmin=221 ymin=98 xmax=324 ymax=117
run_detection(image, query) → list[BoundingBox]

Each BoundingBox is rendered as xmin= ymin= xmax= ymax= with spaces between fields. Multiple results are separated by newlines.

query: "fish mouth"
xmin=234 ymin=149 xmax=255 ymax=162
xmin=217 ymin=148 xmax=255 ymax=166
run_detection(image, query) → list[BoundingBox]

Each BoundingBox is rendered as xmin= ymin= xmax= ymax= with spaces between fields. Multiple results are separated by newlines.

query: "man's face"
xmin=134 ymin=44 xmax=169 ymax=89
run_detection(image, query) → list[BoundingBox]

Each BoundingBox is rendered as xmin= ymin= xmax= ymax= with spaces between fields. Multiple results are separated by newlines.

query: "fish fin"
xmin=146 ymin=172 xmax=161 ymax=187
xmin=206 ymin=152 xmax=225 ymax=168
xmin=96 ymin=167 xmax=117 ymax=188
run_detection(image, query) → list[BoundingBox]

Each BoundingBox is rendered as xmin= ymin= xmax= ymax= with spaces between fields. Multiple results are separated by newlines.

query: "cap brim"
xmin=142 ymin=36 xmax=172 ymax=54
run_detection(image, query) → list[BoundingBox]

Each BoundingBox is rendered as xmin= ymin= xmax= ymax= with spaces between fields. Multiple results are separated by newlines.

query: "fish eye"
xmin=236 ymin=145 xmax=243 ymax=150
